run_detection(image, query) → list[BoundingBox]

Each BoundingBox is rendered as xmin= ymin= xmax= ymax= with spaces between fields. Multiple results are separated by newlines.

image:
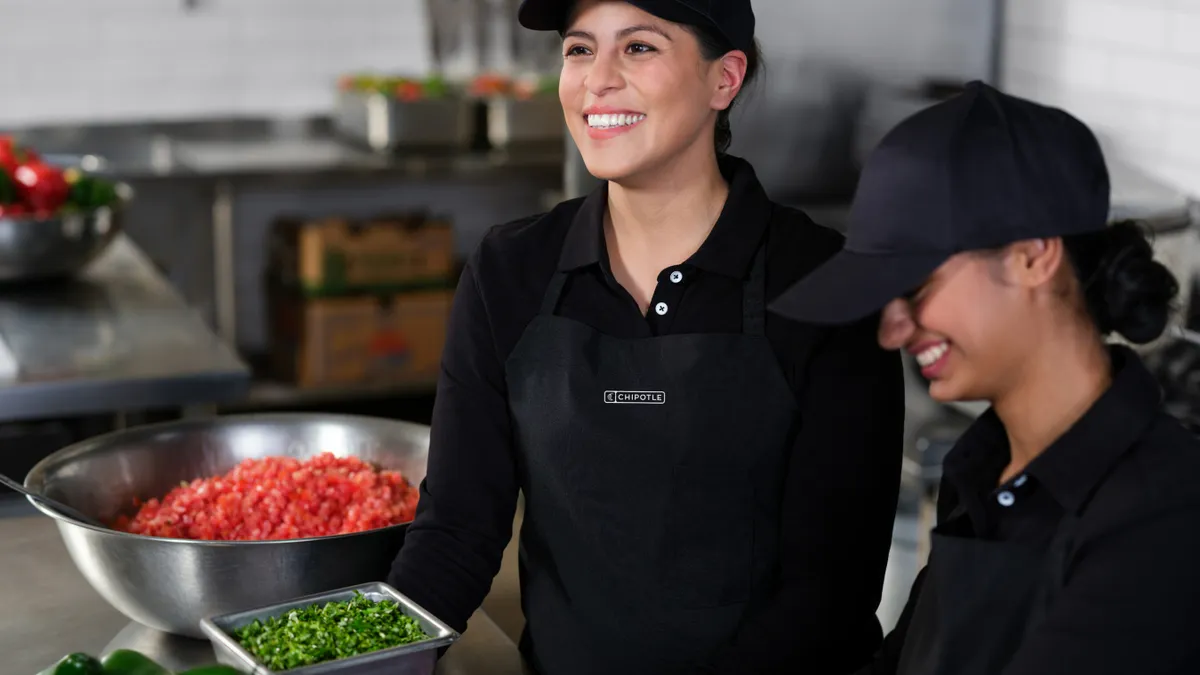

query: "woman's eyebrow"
xmin=618 ymin=24 xmax=672 ymax=41
xmin=563 ymin=29 xmax=594 ymax=41
xmin=563 ymin=24 xmax=672 ymax=42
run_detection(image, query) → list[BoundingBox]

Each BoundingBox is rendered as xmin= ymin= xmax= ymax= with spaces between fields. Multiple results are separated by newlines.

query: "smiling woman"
xmin=385 ymin=2 xmax=908 ymax=675
xmin=771 ymin=81 xmax=1200 ymax=675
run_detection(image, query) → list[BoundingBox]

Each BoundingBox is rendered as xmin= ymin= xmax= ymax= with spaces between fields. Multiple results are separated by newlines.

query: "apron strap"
xmin=540 ymin=271 xmax=570 ymax=316
xmin=742 ymin=244 xmax=767 ymax=336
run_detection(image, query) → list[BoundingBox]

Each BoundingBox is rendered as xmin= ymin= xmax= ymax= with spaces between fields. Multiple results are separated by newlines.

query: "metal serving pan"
xmin=485 ymin=95 xmax=564 ymax=148
xmin=334 ymin=91 xmax=473 ymax=152
xmin=200 ymin=582 xmax=459 ymax=675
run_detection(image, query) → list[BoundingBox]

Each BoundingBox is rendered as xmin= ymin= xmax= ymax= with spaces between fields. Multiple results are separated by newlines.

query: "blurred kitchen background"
xmin=0 ymin=0 xmax=1198 ymax=644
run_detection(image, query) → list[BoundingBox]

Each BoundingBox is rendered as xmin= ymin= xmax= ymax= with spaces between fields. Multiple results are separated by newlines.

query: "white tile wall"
xmin=1001 ymin=0 xmax=1200 ymax=198
xmin=0 ymin=0 xmax=433 ymax=127
xmin=0 ymin=0 xmax=993 ymax=130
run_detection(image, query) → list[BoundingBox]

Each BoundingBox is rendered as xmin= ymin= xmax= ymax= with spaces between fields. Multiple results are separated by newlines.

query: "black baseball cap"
xmin=769 ymin=80 xmax=1111 ymax=325
xmin=517 ymin=0 xmax=756 ymax=54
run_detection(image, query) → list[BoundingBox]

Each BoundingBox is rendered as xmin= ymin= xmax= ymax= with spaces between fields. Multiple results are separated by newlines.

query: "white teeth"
xmin=916 ymin=342 xmax=949 ymax=368
xmin=587 ymin=113 xmax=646 ymax=129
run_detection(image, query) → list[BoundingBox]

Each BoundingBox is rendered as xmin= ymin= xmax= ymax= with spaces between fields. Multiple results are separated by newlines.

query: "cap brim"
xmin=517 ymin=0 xmax=567 ymax=31
xmin=519 ymin=0 xmax=725 ymax=43
xmin=768 ymin=249 xmax=947 ymax=325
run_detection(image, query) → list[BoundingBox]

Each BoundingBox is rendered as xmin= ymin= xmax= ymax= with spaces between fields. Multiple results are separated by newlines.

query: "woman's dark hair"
xmin=1063 ymin=220 xmax=1179 ymax=344
xmin=683 ymin=25 xmax=763 ymax=155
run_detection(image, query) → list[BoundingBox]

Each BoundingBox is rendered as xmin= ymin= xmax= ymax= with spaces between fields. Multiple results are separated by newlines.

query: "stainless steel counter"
xmin=0 ymin=234 xmax=249 ymax=422
xmin=6 ymin=117 xmax=564 ymax=181
xmin=0 ymin=501 xmax=531 ymax=675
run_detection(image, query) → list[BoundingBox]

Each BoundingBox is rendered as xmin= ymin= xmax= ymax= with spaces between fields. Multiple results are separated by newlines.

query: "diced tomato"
xmin=394 ymin=81 xmax=424 ymax=102
xmin=112 ymin=453 xmax=419 ymax=541
xmin=469 ymin=74 xmax=512 ymax=97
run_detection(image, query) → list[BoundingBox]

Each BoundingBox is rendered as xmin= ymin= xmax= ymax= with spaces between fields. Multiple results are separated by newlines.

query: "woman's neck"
xmin=992 ymin=328 xmax=1113 ymax=485
xmin=603 ymin=149 xmax=729 ymax=312
xmin=607 ymin=151 xmax=728 ymax=253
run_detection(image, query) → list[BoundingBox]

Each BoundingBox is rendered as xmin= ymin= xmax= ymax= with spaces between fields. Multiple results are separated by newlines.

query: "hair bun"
xmin=1092 ymin=221 xmax=1179 ymax=344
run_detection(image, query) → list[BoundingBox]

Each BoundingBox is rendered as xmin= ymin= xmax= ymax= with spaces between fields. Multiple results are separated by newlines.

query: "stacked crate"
xmin=265 ymin=214 xmax=456 ymax=389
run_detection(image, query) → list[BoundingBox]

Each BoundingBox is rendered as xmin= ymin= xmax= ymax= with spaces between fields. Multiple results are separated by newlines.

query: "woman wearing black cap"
xmin=772 ymin=81 xmax=1200 ymax=675
xmin=387 ymin=0 xmax=906 ymax=674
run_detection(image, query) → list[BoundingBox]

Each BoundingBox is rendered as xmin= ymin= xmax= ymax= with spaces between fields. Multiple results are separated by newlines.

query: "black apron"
xmin=895 ymin=508 xmax=1077 ymax=675
xmin=504 ymin=242 xmax=799 ymax=675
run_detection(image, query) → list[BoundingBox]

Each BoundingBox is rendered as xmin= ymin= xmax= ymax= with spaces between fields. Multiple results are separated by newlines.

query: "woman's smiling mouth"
xmin=583 ymin=110 xmax=647 ymax=139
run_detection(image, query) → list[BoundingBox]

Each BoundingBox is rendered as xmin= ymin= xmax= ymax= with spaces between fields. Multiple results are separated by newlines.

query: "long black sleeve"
xmin=700 ymin=314 xmax=907 ymax=674
xmin=387 ymin=255 xmax=520 ymax=633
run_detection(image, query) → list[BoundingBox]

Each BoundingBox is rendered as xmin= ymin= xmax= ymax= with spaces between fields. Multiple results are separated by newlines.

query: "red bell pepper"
xmin=13 ymin=159 xmax=70 ymax=214
xmin=0 ymin=136 xmax=19 ymax=176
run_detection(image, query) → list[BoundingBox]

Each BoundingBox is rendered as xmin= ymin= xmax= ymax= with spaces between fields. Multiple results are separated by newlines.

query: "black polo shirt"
xmin=867 ymin=346 xmax=1200 ymax=674
xmin=389 ymin=155 xmax=906 ymax=674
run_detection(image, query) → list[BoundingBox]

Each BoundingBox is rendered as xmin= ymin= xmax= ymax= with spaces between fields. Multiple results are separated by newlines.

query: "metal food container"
xmin=485 ymin=95 xmax=564 ymax=148
xmin=200 ymin=582 xmax=460 ymax=675
xmin=334 ymin=91 xmax=473 ymax=152
xmin=24 ymin=413 xmax=432 ymax=638
xmin=0 ymin=185 xmax=132 ymax=282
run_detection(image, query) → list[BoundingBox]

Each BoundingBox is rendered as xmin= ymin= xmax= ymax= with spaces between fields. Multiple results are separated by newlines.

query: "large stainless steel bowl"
xmin=24 ymin=413 xmax=430 ymax=638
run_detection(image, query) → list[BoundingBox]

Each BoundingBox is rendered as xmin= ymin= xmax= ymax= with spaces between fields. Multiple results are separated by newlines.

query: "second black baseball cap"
xmin=517 ymin=0 xmax=756 ymax=55
xmin=768 ymin=81 xmax=1112 ymax=325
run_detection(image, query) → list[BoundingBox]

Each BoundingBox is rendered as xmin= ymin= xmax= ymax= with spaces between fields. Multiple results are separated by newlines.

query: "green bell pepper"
xmin=98 ymin=650 xmax=171 ymax=675
xmin=66 ymin=175 xmax=119 ymax=212
xmin=38 ymin=649 xmax=244 ymax=675
xmin=38 ymin=653 xmax=104 ymax=675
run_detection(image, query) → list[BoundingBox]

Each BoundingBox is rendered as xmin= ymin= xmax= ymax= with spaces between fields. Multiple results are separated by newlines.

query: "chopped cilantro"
xmin=232 ymin=591 xmax=430 ymax=670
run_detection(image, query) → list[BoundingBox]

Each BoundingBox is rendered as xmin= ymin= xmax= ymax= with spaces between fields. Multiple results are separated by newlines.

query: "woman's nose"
xmin=585 ymin=52 xmax=623 ymax=95
xmin=878 ymin=299 xmax=916 ymax=351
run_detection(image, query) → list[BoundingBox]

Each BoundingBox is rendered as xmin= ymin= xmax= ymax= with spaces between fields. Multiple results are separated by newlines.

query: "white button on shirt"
xmin=669 ymin=270 xmax=683 ymax=284
xmin=997 ymin=491 xmax=1016 ymax=507
xmin=655 ymin=302 xmax=669 ymax=316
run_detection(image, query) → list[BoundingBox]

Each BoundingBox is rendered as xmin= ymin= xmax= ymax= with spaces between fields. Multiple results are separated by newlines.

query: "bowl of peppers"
xmin=0 ymin=135 xmax=132 ymax=282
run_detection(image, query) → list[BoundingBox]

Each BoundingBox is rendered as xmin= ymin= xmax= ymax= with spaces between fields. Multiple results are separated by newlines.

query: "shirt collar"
xmin=944 ymin=345 xmax=1164 ymax=514
xmin=556 ymin=155 xmax=773 ymax=279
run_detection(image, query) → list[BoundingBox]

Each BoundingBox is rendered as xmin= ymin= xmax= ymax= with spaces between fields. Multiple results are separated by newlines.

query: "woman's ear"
xmin=1004 ymin=238 xmax=1065 ymax=289
xmin=712 ymin=50 xmax=747 ymax=111
xmin=878 ymin=298 xmax=916 ymax=351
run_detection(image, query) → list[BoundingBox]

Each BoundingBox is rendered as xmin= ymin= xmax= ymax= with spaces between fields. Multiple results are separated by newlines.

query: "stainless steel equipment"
xmin=0 ymin=196 xmax=129 ymax=282
xmin=23 ymin=413 xmax=431 ymax=638
xmin=486 ymin=95 xmax=563 ymax=148
xmin=334 ymin=92 xmax=474 ymax=152
xmin=426 ymin=0 xmax=485 ymax=80
xmin=201 ymin=582 xmax=459 ymax=675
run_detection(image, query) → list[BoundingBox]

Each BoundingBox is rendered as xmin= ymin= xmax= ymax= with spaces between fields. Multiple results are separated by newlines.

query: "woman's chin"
xmin=580 ymin=154 xmax=643 ymax=183
xmin=927 ymin=378 xmax=971 ymax=404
